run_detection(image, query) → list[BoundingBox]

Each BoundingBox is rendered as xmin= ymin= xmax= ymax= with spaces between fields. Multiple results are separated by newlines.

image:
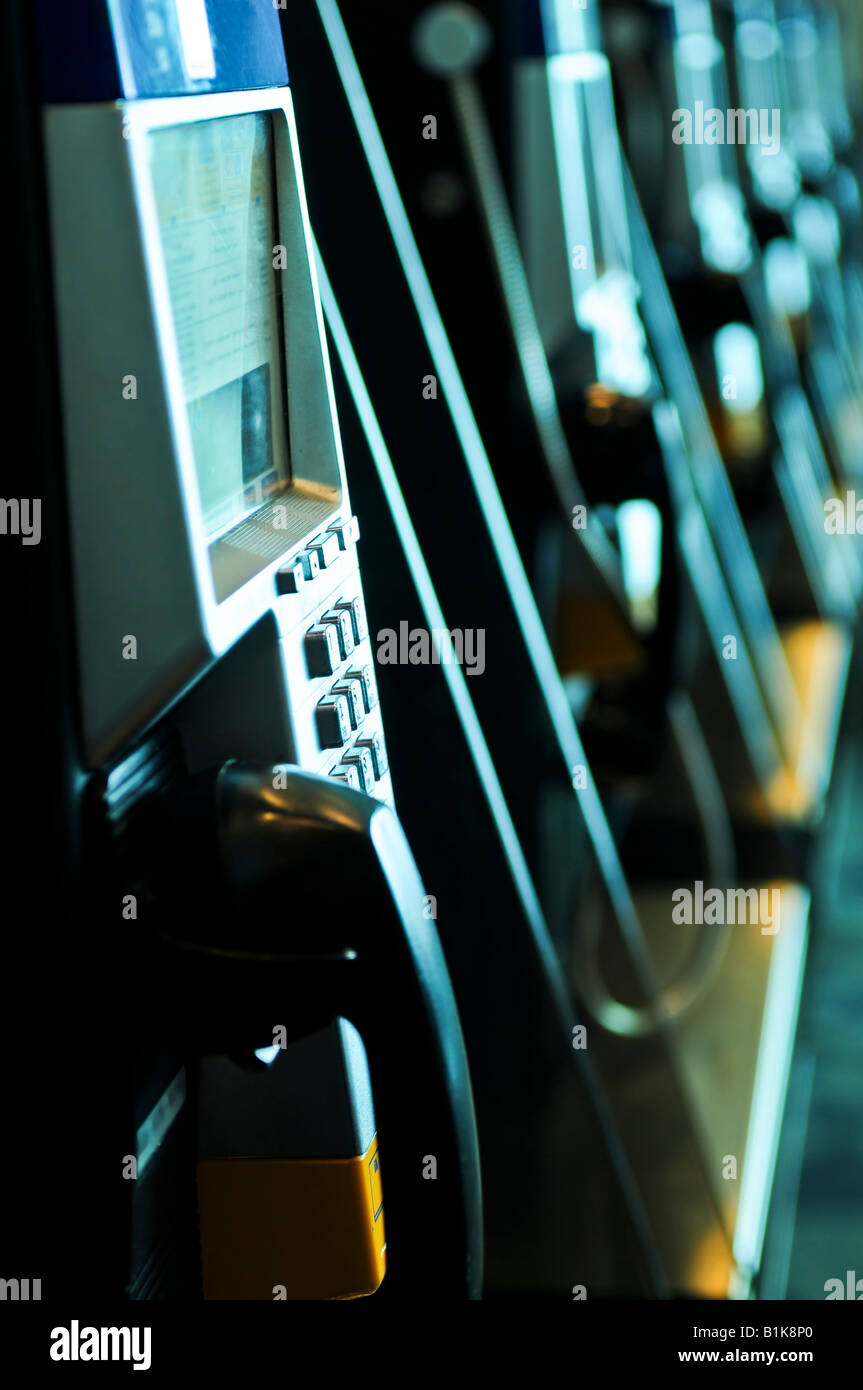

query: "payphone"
xmin=505 ymin=0 xmax=822 ymax=1287
xmin=35 ymin=0 xmax=481 ymax=1299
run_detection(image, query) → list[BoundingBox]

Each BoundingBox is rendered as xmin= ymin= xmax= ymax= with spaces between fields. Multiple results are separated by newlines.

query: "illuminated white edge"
xmin=731 ymin=888 xmax=810 ymax=1292
xmin=545 ymin=50 xmax=610 ymax=85
xmin=136 ymin=1067 xmax=186 ymax=1178
xmin=175 ymin=0 xmax=217 ymax=81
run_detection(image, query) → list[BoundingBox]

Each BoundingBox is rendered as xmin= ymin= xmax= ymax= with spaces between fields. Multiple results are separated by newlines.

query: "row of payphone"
xmin=5 ymin=0 xmax=861 ymax=1301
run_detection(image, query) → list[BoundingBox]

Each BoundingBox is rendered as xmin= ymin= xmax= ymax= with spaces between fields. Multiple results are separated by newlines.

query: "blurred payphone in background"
xmin=278 ymin=0 xmax=861 ymax=1298
xmin=284 ymin=0 xmax=737 ymax=1296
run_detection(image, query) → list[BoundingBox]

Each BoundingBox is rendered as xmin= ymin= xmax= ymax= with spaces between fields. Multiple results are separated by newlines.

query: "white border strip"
xmin=732 ymin=889 xmax=810 ymax=1285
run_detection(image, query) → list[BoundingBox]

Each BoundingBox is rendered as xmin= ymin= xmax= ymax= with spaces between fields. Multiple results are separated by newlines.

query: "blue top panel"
xmin=37 ymin=0 xmax=288 ymax=103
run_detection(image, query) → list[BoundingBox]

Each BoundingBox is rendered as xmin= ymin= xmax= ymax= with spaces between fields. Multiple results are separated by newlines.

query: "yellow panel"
xmin=197 ymin=1134 xmax=386 ymax=1300
xmin=748 ymin=621 xmax=850 ymax=823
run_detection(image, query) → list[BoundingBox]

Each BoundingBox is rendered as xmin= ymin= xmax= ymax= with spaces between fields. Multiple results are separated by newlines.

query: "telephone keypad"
xmin=281 ymin=520 xmax=389 ymax=803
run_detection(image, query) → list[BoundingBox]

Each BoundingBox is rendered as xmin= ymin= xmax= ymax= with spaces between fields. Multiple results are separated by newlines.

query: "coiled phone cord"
xmin=571 ymin=690 xmax=736 ymax=1037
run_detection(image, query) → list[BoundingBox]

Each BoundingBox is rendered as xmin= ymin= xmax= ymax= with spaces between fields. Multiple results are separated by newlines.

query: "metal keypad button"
xmin=309 ymin=531 xmax=341 ymax=570
xmin=335 ymin=595 xmax=369 ymax=644
xmin=320 ymin=609 xmax=355 ymax=661
xmin=355 ymin=731 xmax=388 ymax=780
xmin=275 ymin=559 xmax=305 ymax=595
xmin=315 ymin=695 xmax=352 ymax=749
xmin=331 ymin=678 xmax=364 ymax=731
xmin=346 ymin=664 xmax=378 ymax=712
xmin=305 ymin=623 xmax=341 ymax=677
xmin=298 ymin=549 xmax=320 ymax=582
xmin=330 ymin=764 xmax=361 ymax=789
xmin=327 ymin=516 xmax=360 ymax=550
xmin=342 ymin=745 xmax=376 ymax=794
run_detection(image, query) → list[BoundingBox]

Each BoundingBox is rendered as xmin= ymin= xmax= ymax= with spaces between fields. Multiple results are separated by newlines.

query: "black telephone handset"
xmin=145 ymin=762 xmax=483 ymax=1300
